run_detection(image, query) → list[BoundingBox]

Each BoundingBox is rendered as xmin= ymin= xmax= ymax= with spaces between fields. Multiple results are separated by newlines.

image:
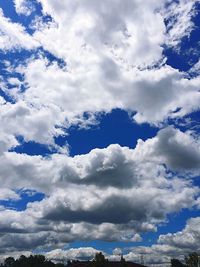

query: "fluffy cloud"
xmin=35 ymin=0 xmax=166 ymax=68
xmin=158 ymin=217 xmax=200 ymax=251
xmin=135 ymin=126 xmax=200 ymax=171
xmin=0 ymin=215 xmax=200 ymax=265
xmin=0 ymin=0 xmax=200 ymax=259
xmin=2 ymin=59 xmax=199 ymax=150
xmin=0 ymin=0 xmax=199 ymax=150
xmin=0 ymin=189 xmax=20 ymax=201
xmin=46 ymin=247 xmax=100 ymax=262
xmin=13 ymin=0 xmax=35 ymax=16
xmin=0 ymin=9 xmax=38 ymax=51
xmin=122 ymin=217 xmax=200 ymax=266
xmin=0 ymin=128 xmax=199 ymax=252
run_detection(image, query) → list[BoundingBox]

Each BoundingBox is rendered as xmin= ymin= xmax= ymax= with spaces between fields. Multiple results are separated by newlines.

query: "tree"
xmin=90 ymin=252 xmax=108 ymax=267
xmin=185 ymin=252 xmax=199 ymax=267
xmin=4 ymin=257 xmax=15 ymax=267
xmin=171 ymin=258 xmax=186 ymax=267
xmin=120 ymin=255 xmax=127 ymax=267
xmin=3 ymin=254 xmax=56 ymax=267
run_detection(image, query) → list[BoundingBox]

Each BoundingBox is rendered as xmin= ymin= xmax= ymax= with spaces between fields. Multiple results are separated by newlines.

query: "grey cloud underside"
xmin=76 ymin=163 xmax=136 ymax=188
xmin=0 ymin=233 xmax=50 ymax=253
xmin=43 ymin=195 xmax=162 ymax=224
xmin=154 ymin=127 xmax=200 ymax=170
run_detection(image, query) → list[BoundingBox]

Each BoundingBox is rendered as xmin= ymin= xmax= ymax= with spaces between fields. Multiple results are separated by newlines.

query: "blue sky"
xmin=0 ymin=0 xmax=200 ymax=266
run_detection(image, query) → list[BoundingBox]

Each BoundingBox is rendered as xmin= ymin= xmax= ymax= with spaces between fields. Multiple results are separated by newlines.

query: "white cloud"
xmin=0 ymin=9 xmax=38 ymax=51
xmin=163 ymin=0 xmax=197 ymax=48
xmin=134 ymin=126 xmax=200 ymax=171
xmin=190 ymin=59 xmax=200 ymax=75
xmin=0 ymin=0 xmax=199 ymax=149
xmin=13 ymin=0 xmax=35 ymax=16
xmin=0 ymin=128 xmax=199 ymax=251
xmin=158 ymin=217 xmax=200 ymax=251
xmin=0 ymin=0 xmax=199 ymax=258
xmin=2 ymin=58 xmax=199 ymax=149
xmin=121 ymin=216 xmax=200 ymax=266
xmin=46 ymin=247 xmax=100 ymax=262
xmin=35 ymin=0 xmax=165 ymax=68
xmin=0 ymin=189 xmax=20 ymax=201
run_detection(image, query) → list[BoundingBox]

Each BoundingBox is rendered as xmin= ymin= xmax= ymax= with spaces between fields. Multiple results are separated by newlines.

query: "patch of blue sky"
xmin=0 ymin=46 xmax=66 ymax=103
xmin=140 ymin=208 xmax=200 ymax=247
xmin=167 ymin=110 xmax=200 ymax=136
xmin=0 ymin=189 xmax=45 ymax=211
xmin=163 ymin=2 xmax=200 ymax=73
xmin=0 ymin=0 xmax=48 ymax=35
xmin=10 ymin=109 xmax=157 ymax=156
xmin=0 ymin=47 xmax=65 ymax=77
xmin=11 ymin=135 xmax=57 ymax=156
xmin=41 ymin=48 xmax=67 ymax=69
xmin=55 ymin=109 xmax=158 ymax=156
xmin=0 ymin=49 xmax=34 ymax=102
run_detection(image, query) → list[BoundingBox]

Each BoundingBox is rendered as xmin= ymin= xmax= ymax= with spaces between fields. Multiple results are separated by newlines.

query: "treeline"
xmin=171 ymin=252 xmax=200 ymax=267
xmin=1 ymin=253 xmax=129 ymax=267
xmin=1 ymin=255 xmax=65 ymax=267
xmin=1 ymin=251 xmax=200 ymax=267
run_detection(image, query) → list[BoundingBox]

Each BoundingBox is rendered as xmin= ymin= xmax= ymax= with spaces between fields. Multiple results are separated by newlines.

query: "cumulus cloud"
xmin=46 ymin=247 xmax=100 ymax=262
xmin=0 ymin=0 xmax=200 ymax=259
xmin=0 ymin=0 xmax=199 ymax=150
xmin=13 ymin=0 xmax=35 ymax=16
xmin=0 ymin=128 xmax=199 ymax=252
xmin=118 ymin=217 xmax=200 ymax=266
xmin=0 ymin=9 xmax=38 ymax=51
xmin=35 ymin=0 xmax=166 ymax=67
xmin=2 ymin=59 xmax=199 ymax=150
xmin=158 ymin=217 xmax=200 ymax=251
xmin=135 ymin=126 xmax=200 ymax=171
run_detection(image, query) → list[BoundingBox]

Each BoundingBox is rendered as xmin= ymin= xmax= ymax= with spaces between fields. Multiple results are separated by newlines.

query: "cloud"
xmin=0 ymin=128 xmax=199 ymax=252
xmin=0 ymin=232 xmax=50 ymax=253
xmin=158 ymin=217 xmax=200 ymax=251
xmin=0 ymin=189 xmax=20 ymax=201
xmin=135 ymin=126 xmax=200 ymax=171
xmin=163 ymin=0 xmax=197 ymax=48
xmin=0 ymin=0 xmax=200 ymax=258
xmin=121 ymin=217 xmax=200 ymax=266
xmin=13 ymin=0 xmax=35 ymax=16
xmin=46 ymin=247 xmax=100 ymax=262
xmin=2 ymin=58 xmax=199 ymax=151
xmin=35 ymin=0 xmax=165 ymax=67
xmin=0 ymin=9 xmax=38 ymax=51
xmin=190 ymin=59 xmax=200 ymax=75
xmin=0 ymin=0 xmax=199 ymax=150
xmin=0 ymin=216 xmax=200 ymax=265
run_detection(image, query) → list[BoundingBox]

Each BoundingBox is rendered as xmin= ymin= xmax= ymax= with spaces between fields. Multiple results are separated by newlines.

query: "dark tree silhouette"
xmin=171 ymin=258 xmax=186 ymax=267
xmin=89 ymin=252 xmax=108 ymax=267
xmin=185 ymin=252 xmax=199 ymax=267
xmin=4 ymin=257 xmax=15 ymax=267
xmin=3 ymin=255 xmax=62 ymax=267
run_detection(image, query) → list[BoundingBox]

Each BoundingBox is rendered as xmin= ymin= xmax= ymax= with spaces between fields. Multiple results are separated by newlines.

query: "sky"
xmin=0 ymin=0 xmax=200 ymax=266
